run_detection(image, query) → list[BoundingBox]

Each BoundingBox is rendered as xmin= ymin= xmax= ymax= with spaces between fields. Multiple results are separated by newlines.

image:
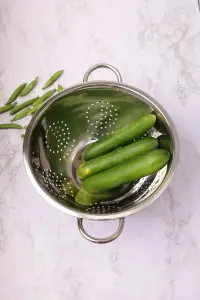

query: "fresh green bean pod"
xmin=32 ymin=89 xmax=56 ymax=106
xmin=0 ymin=103 xmax=16 ymax=114
xmin=29 ymin=104 xmax=42 ymax=115
xmin=0 ymin=123 xmax=22 ymax=129
xmin=7 ymin=83 xmax=26 ymax=104
xmin=20 ymin=76 xmax=39 ymax=96
xmin=10 ymin=96 xmax=39 ymax=115
xmin=11 ymin=107 xmax=31 ymax=122
xmin=57 ymin=84 xmax=64 ymax=92
xmin=42 ymin=70 xmax=64 ymax=89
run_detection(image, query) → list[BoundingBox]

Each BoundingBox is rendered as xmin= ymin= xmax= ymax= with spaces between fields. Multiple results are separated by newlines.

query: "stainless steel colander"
xmin=23 ymin=63 xmax=179 ymax=244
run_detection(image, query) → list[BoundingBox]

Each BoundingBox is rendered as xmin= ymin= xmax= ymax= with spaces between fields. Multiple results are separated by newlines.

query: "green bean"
xmin=20 ymin=134 xmax=25 ymax=139
xmin=7 ymin=83 xmax=26 ymax=104
xmin=11 ymin=107 xmax=31 ymax=122
xmin=0 ymin=123 xmax=22 ymax=129
xmin=57 ymin=84 xmax=64 ymax=92
xmin=32 ymin=89 xmax=56 ymax=106
xmin=0 ymin=103 xmax=16 ymax=114
xmin=20 ymin=76 xmax=39 ymax=96
xmin=29 ymin=104 xmax=42 ymax=115
xmin=10 ymin=96 xmax=39 ymax=115
xmin=42 ymin=70 xmax=64 ymax=89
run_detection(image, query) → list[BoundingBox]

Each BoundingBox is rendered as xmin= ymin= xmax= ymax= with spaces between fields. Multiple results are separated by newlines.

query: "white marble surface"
xmin=1 ymin=0 xmax=200 ymax=299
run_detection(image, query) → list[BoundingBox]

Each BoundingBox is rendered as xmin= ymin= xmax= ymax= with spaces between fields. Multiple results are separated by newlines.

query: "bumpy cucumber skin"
xmin=83 ymin=149 xmax=170 ymax=193
xmin=77 ymin=137 xmax=158 ymax=179
xmin=83 ymin=114 xmax=156 ymax=161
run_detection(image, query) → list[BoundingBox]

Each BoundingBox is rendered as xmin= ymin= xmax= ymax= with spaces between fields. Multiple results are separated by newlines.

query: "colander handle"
xmin=83 ymin=63 xmax=123 ymax=83
xmin=77 ymin=217 xmax=125 ymax=244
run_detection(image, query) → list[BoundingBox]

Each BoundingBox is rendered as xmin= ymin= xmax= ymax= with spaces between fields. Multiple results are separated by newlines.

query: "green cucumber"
xmin=158 ymin=135 xmax=172 ymax=153
xmin=75 ymin=184 xmax=131 ymax=206
xmin=83 ymin=149 xmax=170 ymax=193
xmin=77 ymin=137 xmax=158 ymax=179
xmin=83 ymin=114 xmax=156 ymax=161
xmin=75 ymin=188 xmax=120 ymax=206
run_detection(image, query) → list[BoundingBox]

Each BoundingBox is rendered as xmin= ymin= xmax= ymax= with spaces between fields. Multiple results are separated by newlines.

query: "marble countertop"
xmin=1 ymin=0 xmax=200 ymax=299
